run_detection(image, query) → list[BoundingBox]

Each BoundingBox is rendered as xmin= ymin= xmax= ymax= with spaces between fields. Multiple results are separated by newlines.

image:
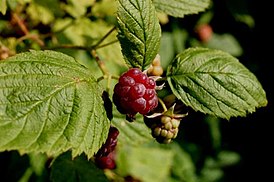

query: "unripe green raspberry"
xmin=164 ymin=122 xmax=172 ymax=130
xmin=171 ymin=118 xmax=180 ymax=128
xmin=144 ymin=96 xmax=188 ymax=144
xmin=163 ymin=138 xmax=171 ymax=144
xmin=166 ymin=131 xmax=174 ymax=139
xmin=153 ymin=127 xmax=161 ymax=137
xmin=161 ymin=115 xmax=171 ymax=124
xmin=144 ymin=112 xmax=186 ymax=143
xmin=160 ymin=129 xmax=168 ymax=137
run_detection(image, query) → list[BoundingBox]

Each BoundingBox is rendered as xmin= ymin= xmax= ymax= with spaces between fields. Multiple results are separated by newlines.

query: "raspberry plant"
xmin=0 ymin=0 xmax=268 ymax=181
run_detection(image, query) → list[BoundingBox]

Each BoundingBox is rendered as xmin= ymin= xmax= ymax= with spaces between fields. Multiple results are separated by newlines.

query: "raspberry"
xmin=113 ymin=68 xmax=158 ymax=116
xmin=144 ymin=114 xmax=180 ymax=144
xmin=144 ymin=98 xmax=188 ymax=144
xmin=95 ymin=126 xmax=119 ymax=169
xmin=95 ymin=126 xmax=119 ymax=158
xmin=95 ymin=152 xmax=116 ymax=169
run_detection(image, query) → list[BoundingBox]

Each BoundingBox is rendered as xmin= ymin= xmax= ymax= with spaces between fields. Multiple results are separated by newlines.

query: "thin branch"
xmin=93 ymin=27 xmax=116 ymax=49
xmin=95 ymin=40 xmax=119 ymax=49
xmin=12 ymin=13 xmax=29 ymax=34
xmin=12 ymin=12 xmax=45 ymax=46
xmin=91 ymin=49 xmax=109 ymax=75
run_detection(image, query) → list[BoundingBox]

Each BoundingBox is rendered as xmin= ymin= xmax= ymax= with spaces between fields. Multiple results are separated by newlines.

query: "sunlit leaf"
xmin=0 ymin=50 xmax=110 ymax=158
xmin=116 ymin=0 xmax=161 ymax=70
xmin=167 ymin=47 xmax=267 ymax=119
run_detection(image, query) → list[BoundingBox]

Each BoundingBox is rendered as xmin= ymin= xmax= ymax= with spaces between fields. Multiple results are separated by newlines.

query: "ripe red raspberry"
xmin=113 ymin=68 xmax=158 ymax=116
xmin=95 ymin=152 xmax=116 ymax=169
xmin=95 ymin=126 xmax=119 ymax=158
xmin=95 ymin=126 xmax=119 ymax=169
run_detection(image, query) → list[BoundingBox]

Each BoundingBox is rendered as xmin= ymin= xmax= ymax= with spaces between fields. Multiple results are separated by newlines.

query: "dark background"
xmin=206 ymin=0 xmax=273 ymax=181
xmin=172 ymin=0 xmax=273 ymax=181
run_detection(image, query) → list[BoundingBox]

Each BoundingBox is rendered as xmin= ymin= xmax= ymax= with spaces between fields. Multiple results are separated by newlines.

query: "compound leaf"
xmin=153 ymin=0 xmax=211 ymax=18
xmin=167 ymin=47 xmax=267 ymax=119
xmin=0 ymin=50 xmax=110 ymax=158
xmin=117 ymin=0 xmax=161 ymax=70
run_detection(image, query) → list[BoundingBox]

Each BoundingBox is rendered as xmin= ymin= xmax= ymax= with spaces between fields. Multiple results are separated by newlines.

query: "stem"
xmin=12 ymin=12 xmax=44 ymax=46
xmin=95 ymin=40 xmax=119 ymax=49
xmin=12 ymin=13 xmax=29 ymax=34
xmin=47 ymin=39 xmax=119 ymax=51
xmin=91 ymin=49 xmax=109 ymax=75
xmin=46 ymin=27 xmax=117 ymax=51
xmin=48 ymin=45 xmax=89 ymax=51
xmin=158 ymin=98 xmax=168 ymax=112
xmin=93 ymin=27 xmax=116 ymax=49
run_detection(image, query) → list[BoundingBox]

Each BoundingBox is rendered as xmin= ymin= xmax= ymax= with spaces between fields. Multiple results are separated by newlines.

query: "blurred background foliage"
xmin=0 ymin=0 xmax=272 ymax=182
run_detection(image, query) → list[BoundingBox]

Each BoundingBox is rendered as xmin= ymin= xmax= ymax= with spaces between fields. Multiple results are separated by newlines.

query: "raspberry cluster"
xmin=95 ymin=126 xmax=119 ymax=169
xmin=113 ymin=68 xmax=158 ymax=116
xmin=144 ymin=94 xmax=188 ymax=144
xmin=144 ymin=114 xmax=180 ymax=144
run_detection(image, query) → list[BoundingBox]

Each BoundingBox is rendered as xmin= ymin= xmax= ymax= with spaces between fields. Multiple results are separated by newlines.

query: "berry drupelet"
xmin=113 ymin=68 xmax=158 ymax=116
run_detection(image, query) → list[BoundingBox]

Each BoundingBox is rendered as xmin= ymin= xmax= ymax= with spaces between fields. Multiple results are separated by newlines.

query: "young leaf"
xmin=116 ymin=0 xmax=161 ymax=70
xmin=167 ymin=47 xmax=267 ymax=119
xmin=50 ymin=152 xmax=108 ymax=182
xmin=0 ymin=50 xmax=110 ymax=158
xmin=153 ymin=0 xmax=211 ymax=18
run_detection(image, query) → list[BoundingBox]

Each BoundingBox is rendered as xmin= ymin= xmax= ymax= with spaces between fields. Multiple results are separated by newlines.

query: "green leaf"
xmin=0 ymin=50 xmax=110 ymax=158
xmin=116 ymin=143 xmax=174 ymax=182
xmin=50 ymin=152 xmax=108 ymax=182
xmin=206 ymin=33 xmax=243 ymax=57
xmin=168 ymin=143 xmax=197 ymax=182
xmin=116 ymin=0 xmax=161 ymax=70
xmin=153 ymin=0 xmax=211 ymax=18
xmin=112 ymin=109 xmax=153 ymax=146
xmin=167 ymin=47 xmax=268 ymax=119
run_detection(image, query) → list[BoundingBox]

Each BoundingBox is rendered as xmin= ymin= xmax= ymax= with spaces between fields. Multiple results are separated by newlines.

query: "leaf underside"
xmin=167 ymin=47 xmax=267 ymax=119
xmin=117 ymin=0 xmax=161 ymax=70
xmin=0 ymin=50 xmax=110 ymax=158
